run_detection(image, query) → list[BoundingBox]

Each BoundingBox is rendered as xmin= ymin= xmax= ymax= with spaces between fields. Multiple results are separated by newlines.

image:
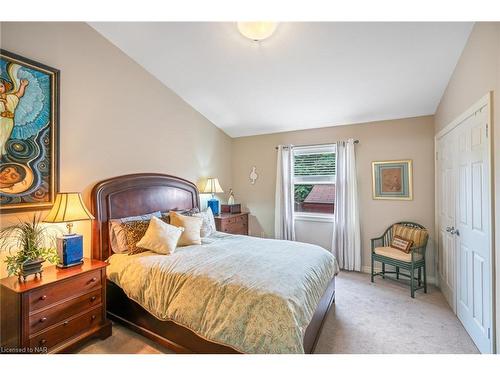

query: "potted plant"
xmin=0 ymin=214 xmax=59 ymax=280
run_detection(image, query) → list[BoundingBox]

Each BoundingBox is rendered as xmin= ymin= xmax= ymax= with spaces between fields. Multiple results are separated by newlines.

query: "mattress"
xmin=107 ymin=232 xmax=338 ymax=353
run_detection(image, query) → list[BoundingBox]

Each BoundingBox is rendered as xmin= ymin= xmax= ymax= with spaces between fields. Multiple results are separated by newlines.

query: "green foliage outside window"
xmin=294 ymin=184 xmax=313 ymax=203
xmin=294 ymin=152 xmax=335 ymax=176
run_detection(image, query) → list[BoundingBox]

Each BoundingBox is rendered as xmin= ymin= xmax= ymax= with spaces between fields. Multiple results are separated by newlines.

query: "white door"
xmin=455 ymin=107 xmax=492 ymax=353
xmin=436 ymin=94 xmax=493 ymax=354
xmin=437 ymin=131 xmax=457 ymax=312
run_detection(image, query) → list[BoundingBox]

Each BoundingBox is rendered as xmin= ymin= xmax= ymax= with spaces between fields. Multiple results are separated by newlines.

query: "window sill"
xmin=294 ymin=213 xmax=335 ymax=223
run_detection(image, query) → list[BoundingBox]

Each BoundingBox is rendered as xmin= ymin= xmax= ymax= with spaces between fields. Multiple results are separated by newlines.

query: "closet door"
xmin=436 ymin=94 xmax=493 ymax=354
xmin=455 ymin=108 xmax=492 ymax=354
xmin=437 ymin=130 xmax=457 ymax=311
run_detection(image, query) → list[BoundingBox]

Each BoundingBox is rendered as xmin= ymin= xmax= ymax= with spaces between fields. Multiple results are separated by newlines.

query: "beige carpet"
xmin=77 ymin=271 xmax=478 ymax=354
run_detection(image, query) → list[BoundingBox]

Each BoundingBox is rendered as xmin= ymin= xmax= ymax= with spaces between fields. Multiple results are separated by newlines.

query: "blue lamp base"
xmin=56 ymin=234 xmax=84 ymax=268
xmin=207 ymin=198 xmax=220 ymax=215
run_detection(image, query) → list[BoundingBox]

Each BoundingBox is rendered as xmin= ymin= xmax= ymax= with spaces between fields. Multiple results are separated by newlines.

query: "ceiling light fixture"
xmin=237 ymin=22 xmax=278 ymax=41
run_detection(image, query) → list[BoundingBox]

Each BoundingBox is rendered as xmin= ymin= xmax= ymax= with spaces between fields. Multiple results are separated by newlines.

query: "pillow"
xmin=119 ymin=220 xmax=151 ymax=255
xmin=392 ymin=224 xmax=428 ymax=248
xmin=194 ymin=207 xmax=217 ymax=237
xmin=169 ymin=211 xmax=203 ymax=246
xmin=161 ymin=208 xmax=200 ymax=224
xmin=390 ymin=235 xmax=413 ymax=253
xmin=109 ymin=211 xmax=161 ymax=253
xmin=136 ymin=216 xmax=184 ymax=255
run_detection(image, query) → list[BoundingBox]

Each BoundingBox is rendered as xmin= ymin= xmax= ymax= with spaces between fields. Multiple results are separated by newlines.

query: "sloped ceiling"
xmin=91 ymin=22 xmax=473 ymax=137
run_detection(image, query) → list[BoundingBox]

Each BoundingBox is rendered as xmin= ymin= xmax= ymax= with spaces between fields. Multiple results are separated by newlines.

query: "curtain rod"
xmin=274 ymin=140 xmax=359 ymax=150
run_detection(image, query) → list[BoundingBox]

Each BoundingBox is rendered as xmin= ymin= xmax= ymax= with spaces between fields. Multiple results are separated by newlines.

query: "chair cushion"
xmin=392 ymin=224 xmax=428 ymax=248
xmin=374 ymin=246 xmax=422 ymax=262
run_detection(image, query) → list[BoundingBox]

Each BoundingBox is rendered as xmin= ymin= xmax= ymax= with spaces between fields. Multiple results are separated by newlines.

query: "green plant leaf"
xmin=1 ymin=214 xmax=60 ymax=276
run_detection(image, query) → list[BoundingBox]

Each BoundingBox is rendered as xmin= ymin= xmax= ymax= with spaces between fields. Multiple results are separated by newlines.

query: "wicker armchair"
xmin=371 ymin=222 xmax=429 ymax=298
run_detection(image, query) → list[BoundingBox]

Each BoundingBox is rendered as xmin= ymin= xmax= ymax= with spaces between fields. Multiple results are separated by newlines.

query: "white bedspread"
xmin=107 ymin=232 xmax=338 ymax=353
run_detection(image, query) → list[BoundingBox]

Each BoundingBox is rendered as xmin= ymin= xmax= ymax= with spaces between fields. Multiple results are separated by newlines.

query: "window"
xmin=293 ymin=145 xmax=336 ymax=215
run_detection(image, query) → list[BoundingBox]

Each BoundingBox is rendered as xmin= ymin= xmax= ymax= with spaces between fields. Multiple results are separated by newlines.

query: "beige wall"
xmin=435 ymin=23 xmax=500 ymax=133
xmin=231 ymin=116 xmax=436 ymax=278
xmin=0 ymin=22 xmax=232 ymax=277
xmin=434 ymin=22 xmax=500 ymax=351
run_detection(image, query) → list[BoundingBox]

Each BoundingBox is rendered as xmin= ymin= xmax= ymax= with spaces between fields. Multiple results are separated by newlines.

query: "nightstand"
xmin=0 ymin=258 xmax=111 ymax=353
xmin=214 ymin=212 xmax=249 ymax=235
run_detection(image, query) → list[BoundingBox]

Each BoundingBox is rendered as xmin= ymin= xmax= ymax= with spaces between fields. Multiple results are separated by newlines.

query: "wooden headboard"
xmin=90 ymin=173 xmax=200 ymax=261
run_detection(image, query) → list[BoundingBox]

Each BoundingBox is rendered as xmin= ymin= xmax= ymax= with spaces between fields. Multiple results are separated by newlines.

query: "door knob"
xmin=450 ymin=228 xmax=460 ymax=236
xmin=446 ymin=226 xmax=454 ymax=233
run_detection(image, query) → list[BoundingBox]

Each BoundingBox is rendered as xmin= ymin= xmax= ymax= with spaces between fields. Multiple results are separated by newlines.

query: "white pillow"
xmin=194 ymin=207 xmax=217 ymax=237
xmin=136 ymin=216 xmax=184 ymax=255
xmin=109 ymin=211 xmax=161 ymax=253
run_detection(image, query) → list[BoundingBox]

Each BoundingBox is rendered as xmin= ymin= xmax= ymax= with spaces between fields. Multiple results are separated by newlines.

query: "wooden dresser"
xmin=0 ymin=258 xmax=111 ymax=353
xmin=214 ymin=212 xmax=249 ymax=235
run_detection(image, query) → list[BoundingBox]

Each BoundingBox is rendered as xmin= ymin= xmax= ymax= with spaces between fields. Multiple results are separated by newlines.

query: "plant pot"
xmin=19 ymin=258 xmax=44 ymax=281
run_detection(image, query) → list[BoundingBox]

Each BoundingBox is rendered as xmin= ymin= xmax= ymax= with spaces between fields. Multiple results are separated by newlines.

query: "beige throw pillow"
xmin=136 ymin=216 xmax=184 ymax=255
xmin=169 ymin=211 xmax=203 ymax=246
xmin=109 ymin=211 xmax=161 ymax=253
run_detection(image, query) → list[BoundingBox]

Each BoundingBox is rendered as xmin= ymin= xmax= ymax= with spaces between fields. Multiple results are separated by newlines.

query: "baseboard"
xmin=361 ymin=266 xmax=437 ymax=285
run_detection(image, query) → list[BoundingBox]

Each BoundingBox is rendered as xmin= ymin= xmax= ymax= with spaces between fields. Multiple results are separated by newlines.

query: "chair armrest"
xmin=371 ymin=235 xmax=385 ymax=252
xmin=410 ymin=244 xmax=427 ymax=259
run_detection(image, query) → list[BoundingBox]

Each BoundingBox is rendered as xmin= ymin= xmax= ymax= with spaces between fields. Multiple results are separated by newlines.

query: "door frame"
xmin=434 ymin=91 xmax=495 ymax=353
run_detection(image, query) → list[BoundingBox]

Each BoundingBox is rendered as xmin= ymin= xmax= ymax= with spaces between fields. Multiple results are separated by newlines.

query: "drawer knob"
xmin=39 ymin=317 xmax=47 ymax=323
xmin=90 ymin=277 xmax=97 ymax=283
xmin=63 ymin=320 xmax=69 ymax=326
xmin=91 ymin=315 xmax=96 ymax=321
xmin=91 ymin=296 xmax=97 ymax=302
xmin=40 ymin=339 xmax=47 ymax=345
xmin=40 ymin=295 xmax=47 ymax=300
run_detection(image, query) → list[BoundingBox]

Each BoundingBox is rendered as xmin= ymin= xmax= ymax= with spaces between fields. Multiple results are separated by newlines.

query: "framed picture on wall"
xmin=372 ymin=160 xmax=413 ymax=200
xmin=0 ymin=49 xmax=60 ymax=212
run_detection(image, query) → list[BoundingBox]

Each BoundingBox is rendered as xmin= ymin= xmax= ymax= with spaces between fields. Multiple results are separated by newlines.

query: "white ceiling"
xmin=90 ymin=22 xmax=473 ymax=137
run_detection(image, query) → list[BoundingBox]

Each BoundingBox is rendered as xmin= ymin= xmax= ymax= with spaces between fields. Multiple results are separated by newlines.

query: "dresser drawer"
xmin=224 ymin=226 xmax=247 ymax=235
xmin=216 ymin=213 xmax=248 ymax=235
xmin=221 ymin=220 xmax=247 ymax=234
xmin=29 ymin=289 xmax=102 ymax=334
xmin=29 ymin=306 xmax=102 ymax=351
xmin=28 ymin=270 xmax=101 ymax=311
xmin=226 ymin=215 xmax=246 ymax=225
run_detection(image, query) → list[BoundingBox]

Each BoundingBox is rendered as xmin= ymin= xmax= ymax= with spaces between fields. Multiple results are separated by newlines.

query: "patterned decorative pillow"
xmin=194 ymin=207 xmax=217 ymax=237
xmin=109 ymin=212 xmax=161 ymax=253
xmin=160 ymin=208 xmax=200 ymax=224
xmin=119 ymin=220 xmax=152 ymax=255
xmin=390 ymin=235 xmax=413 ymax=253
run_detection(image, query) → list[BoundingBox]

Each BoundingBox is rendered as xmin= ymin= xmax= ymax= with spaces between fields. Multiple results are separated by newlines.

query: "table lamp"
xmin=43 ymin=192 xmax=95 ymax=268
xmin=202 ymin=177 xmax=224 ymax=215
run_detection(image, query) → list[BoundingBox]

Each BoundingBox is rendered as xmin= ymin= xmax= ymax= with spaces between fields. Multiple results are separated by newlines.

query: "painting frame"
xmin=0 ymin=49 xmax=60 ymax=213
xmin=372 ymin=159 xmax=413 ymax=200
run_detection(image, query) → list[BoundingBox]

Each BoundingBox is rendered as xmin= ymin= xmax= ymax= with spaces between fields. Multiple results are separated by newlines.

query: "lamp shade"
xmin=202 ymin=178 xmax=224 ymax=194
xmin=43 ymin=192 xmax=95 ymax=223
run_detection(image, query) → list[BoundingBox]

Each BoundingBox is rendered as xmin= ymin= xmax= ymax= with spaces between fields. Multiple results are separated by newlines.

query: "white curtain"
xmin=275 ymin=145 xmax=296 ymax=241
xmin=332 ymin=139 xmax=361 ymax=271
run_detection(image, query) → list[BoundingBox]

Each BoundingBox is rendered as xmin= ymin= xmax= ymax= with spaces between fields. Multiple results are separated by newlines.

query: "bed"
xmin=91 ymin=173 xmax=337 ymax=353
